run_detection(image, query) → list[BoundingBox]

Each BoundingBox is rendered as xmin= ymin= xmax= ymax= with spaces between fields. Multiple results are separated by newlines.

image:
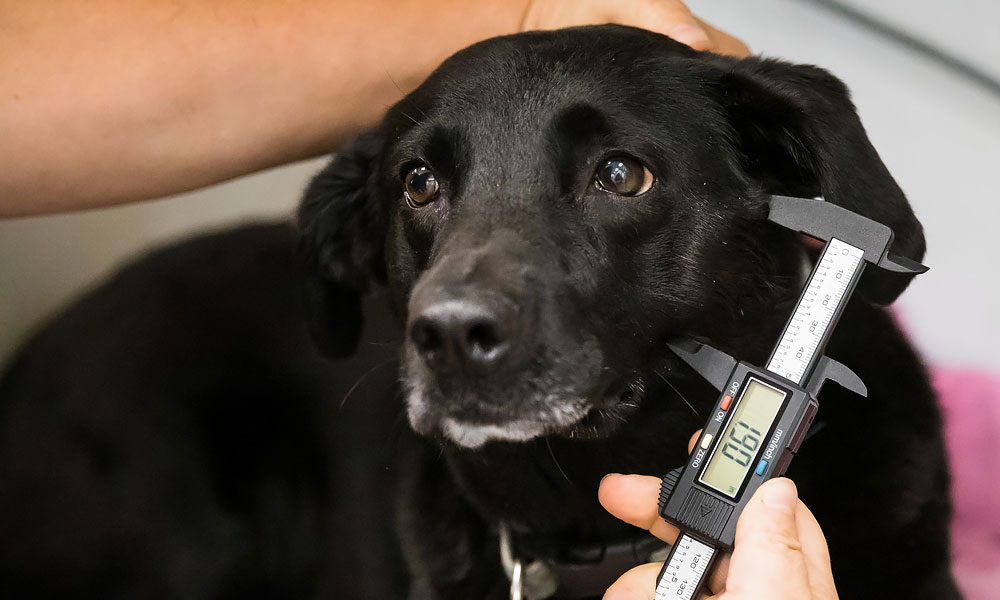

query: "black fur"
xmin=0 ymin=25 xmax=957 ymax=599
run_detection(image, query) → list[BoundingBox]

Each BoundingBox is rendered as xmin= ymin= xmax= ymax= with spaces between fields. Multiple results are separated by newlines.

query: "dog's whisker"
xmin=399 ymin=111 xmax=421 ymax=126
xmin=385 ymin=71 xmax=430 ymax=120
xmin=340 ymin=358 xmax=398 ymax=411
xmin=655 ymin=369 xmax=704 ymax=420
xmin=545 ymin=438 xmax=576 ymax=489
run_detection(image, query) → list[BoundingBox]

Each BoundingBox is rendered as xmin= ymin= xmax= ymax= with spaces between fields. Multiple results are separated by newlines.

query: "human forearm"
xmin=0 ymin=0 xmax=748 ymax=216
xmin=0 ymin=0 xmax=526 ymax=215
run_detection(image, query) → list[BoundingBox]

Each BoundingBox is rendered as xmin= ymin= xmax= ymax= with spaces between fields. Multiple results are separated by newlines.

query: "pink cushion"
xmin=933 ymin=366 xmax=1000 ymax=600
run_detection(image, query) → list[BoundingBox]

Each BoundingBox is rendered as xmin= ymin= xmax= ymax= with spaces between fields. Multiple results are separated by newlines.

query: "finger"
xmin=703 ymin=552 xmax=730 ymax=596
xmin=794 ymin=502 xmax=839 ymax=600
xmin=725 ymin=478 xmax=814 ymax=600
xmin=800 ymin=233 xmax=826 ymax=250
xmin=629 ymin=0 xmax=711 ymax=50
xmin=520 ymin=0 xmax=749 ymax=56
xmin=632 ymin=2 xmax=750 ymax=56
xmin=598 ymin=474 xmax=680 ymax=543
xmin=694 ymin=17 xmax=752 ymax=57
xmin=603 ymin=562 xmax=662 ymax=600
xmin=688 ymin=429 xmax=703 ymax=454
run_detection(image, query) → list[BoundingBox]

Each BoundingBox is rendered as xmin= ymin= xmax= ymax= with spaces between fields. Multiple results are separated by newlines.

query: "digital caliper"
xmin=653 ymin=195 xmax=927 ymax=600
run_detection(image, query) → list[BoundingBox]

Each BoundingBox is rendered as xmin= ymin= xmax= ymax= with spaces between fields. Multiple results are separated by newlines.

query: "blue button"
xmin=755 ymin=459 xmax=768 ymax=475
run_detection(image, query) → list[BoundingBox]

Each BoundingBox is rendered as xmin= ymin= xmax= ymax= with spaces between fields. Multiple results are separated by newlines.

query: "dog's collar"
xmin=499 ymin=522 xmax=668 ymax=599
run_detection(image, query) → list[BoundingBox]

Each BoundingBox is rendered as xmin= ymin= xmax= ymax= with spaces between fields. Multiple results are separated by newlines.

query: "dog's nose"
xmin=409 ymin=300 xmax=510 ymax=373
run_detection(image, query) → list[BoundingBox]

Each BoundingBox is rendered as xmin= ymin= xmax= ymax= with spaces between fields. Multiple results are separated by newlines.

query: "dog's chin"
xmin=439 ymin=416 xmax=553 ymax=449
xmin=405 ymin=380 xmax=643 ymax=449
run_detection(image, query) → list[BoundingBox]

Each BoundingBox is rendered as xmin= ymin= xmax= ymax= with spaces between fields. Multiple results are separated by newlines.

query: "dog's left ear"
xmin=297 ymin=130 xmax=387 ymax=356
xmin=712 ymin=56 xmax=924 ymax=305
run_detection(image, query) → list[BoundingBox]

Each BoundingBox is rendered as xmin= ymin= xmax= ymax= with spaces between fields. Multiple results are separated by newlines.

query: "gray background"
xmin=2 ymin=0 xmax=998 ymax=372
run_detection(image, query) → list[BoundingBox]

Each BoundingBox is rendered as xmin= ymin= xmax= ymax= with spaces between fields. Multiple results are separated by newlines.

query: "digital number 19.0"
xmin=720 ymin=421 xmax=761 ymax=467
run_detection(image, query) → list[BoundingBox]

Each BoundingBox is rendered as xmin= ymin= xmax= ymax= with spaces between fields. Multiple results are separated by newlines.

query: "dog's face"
xmin=299 ymin=26 xmax=924 ymax=449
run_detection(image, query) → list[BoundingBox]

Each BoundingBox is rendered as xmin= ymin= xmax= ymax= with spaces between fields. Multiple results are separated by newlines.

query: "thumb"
xmin=723 ymin=478 xmax=816 ymax=600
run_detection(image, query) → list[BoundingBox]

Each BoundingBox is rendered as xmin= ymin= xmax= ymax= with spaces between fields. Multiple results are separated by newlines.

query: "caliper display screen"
xmin=699 ymin=378 xmax=785 ymax=497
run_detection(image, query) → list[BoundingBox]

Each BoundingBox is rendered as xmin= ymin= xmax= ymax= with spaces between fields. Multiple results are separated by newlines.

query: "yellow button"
xmin=700 ymin=433 xmax=713 ymax=450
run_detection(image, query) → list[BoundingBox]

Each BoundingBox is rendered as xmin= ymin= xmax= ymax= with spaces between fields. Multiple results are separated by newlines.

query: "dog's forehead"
xmin=413 ymin=31 xmax=709 ymax=132
xmin=388 ymin=28 xmax=724 ymax=184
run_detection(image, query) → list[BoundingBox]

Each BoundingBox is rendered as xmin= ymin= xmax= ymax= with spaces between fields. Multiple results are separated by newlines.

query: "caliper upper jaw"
xmin=766 ymin=195 xmax=894 ymax=264
xmin=878 ymin=251 xmax=929 ymax=275
xmin=766 ymin=195 xmax=928 ymax=305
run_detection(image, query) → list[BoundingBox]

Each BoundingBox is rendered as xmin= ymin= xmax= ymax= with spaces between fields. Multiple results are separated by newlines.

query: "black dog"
xmin=0 ymin=25 xmax=959 ymax=599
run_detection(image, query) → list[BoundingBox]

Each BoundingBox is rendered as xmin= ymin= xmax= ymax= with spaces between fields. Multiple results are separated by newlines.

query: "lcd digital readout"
xmin=699 ymin=379 xmax=786 ymax=497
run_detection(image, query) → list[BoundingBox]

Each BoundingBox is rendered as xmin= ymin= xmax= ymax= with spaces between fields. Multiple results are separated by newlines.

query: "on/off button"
xmin=720 ymin=395 xmax=733 ymax=411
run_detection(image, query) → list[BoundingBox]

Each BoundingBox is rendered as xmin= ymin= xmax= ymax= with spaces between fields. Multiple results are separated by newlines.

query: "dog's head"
xmin=299 ymin=26 xmax=923 ymax=449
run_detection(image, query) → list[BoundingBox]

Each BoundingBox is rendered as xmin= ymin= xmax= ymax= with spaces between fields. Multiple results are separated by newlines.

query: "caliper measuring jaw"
xmin=665 ymin=338 xmax=867 ymax=408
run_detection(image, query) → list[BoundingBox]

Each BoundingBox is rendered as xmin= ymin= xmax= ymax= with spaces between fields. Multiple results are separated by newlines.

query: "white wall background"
xmin=0 ymin=159 xmax=322 ymax=367
xmin=1 ymin=0 xmax=998 ymax=371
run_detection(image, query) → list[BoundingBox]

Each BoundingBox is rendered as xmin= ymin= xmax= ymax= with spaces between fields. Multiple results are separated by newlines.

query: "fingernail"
xmin=667 ymin=24 xmax=710 ymax=48
xmin=599 ymin=473 xmax=620 ymax=485
xmin=761 ymin=479 xmax=797 ymax=514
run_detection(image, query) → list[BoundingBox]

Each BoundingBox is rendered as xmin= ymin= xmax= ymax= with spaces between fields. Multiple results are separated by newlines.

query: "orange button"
xmin=720 ymin=395 xmax=733 ymax=411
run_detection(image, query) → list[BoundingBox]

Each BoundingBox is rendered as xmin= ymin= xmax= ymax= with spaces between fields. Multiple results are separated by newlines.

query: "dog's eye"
xmin=404 ymin=165 xmax=439 ymax=208
xmin=594 ymin=157 xmax=654 ymax=196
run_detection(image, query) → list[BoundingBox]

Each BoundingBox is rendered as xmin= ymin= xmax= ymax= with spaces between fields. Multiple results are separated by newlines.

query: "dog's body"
xmin=0 ymin=26 xmax=959 ymax=599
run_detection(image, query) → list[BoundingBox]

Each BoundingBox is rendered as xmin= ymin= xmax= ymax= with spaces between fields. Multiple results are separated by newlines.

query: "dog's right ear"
xmin=709 ymin=56 xmax=925 ymax=305
xmin=297 ymin=130 xmax=387 ymax=356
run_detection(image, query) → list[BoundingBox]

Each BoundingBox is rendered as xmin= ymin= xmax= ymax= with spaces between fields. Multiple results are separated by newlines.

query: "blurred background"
xmin=1 ymin=0 xmax=997 ymax=594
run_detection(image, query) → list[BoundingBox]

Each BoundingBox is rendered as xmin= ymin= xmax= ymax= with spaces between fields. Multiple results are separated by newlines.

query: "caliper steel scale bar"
xmin=653 ymin=195 xmax=927 ymax=600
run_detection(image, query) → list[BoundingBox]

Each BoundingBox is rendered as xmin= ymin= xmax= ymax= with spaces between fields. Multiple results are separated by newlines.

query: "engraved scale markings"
xmin=654 ymin=534 xmax=715 ymax=600
xmin=766 ymin=238 xmax=865 ymax=385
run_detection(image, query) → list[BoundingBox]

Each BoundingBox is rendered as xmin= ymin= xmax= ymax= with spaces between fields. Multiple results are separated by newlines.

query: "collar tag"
xmin=500 ymin=523 xmax=560 ymax=599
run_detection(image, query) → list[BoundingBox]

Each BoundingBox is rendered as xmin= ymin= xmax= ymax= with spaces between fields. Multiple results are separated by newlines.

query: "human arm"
xmin=0 ymin=0 xmax=748 ymax=216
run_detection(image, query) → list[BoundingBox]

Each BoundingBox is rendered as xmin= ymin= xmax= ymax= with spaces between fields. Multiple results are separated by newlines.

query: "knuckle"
xmin=760 ymin=530 xmax=804 ymax=554
xmin=737 ymin=524 xmax=803 ymax=556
